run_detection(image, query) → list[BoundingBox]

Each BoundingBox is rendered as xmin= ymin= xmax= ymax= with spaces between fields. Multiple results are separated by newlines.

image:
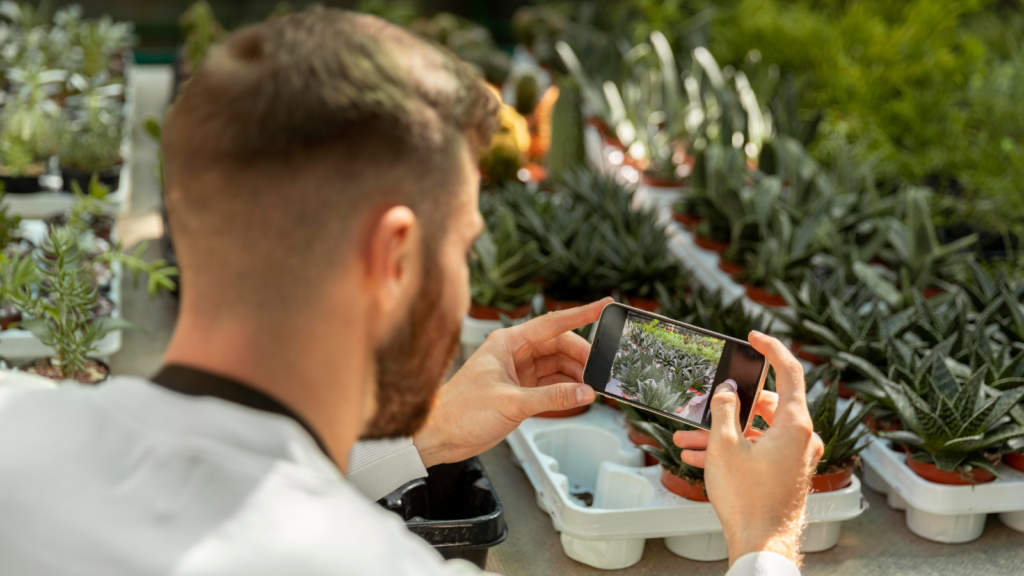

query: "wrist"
xmin=724 ymin=519 xmax=804 ymax=567
xmin=412 ymin=430 xmax=446 ymax=469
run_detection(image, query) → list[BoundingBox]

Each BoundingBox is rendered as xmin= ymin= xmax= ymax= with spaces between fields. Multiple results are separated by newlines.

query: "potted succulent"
xmin=0 ymin=90 xmax=60 ymax=193
xmin=854 ymin=349 xmax=1024 ymax=484
xmin=58 ymin=85 xmax=124 ymax=192
xmin=657 ymin=281 xmax=773 ymax=339
xmin=469 ymin=206 xmax=544 ymax=321
xmin=808 ymin=377 xmax=874 ymax=492
xmin=634 ymin=419 xmax=708 ymax=501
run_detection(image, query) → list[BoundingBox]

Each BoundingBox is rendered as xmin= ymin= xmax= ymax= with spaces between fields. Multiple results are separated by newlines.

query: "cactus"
xmin=546 ymin=76 xmax=585 ymax=176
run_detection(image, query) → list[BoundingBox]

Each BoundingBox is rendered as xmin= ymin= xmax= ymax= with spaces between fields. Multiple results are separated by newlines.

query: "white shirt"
xmin=0 ymin=375 xmax=797 ymax=576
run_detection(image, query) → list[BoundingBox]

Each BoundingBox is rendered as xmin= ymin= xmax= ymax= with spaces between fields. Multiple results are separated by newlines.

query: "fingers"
xmin=748 ymin=331 xmax=807 ymax=410
xmin=681 ymin=449 xmax=706 ymax=468
xmin=708 ymin=384 xmax=743 ymax=448
xmin=754 ymin=390 xmax=778 ymax=426
xmin=532 ymin=352 xmax=586 ymax=384
xmin=674 ymin=429 xmax=709 ymax=450
xmin=531 ymin=331 xmax=592 ymax=366
xmin=517 ymin=381 xmax=595 ymax=419
xmin=512 ymin=298 xmax=613 ymax=346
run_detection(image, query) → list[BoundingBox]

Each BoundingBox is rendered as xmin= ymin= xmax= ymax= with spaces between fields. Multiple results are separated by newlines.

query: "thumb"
xmin=518 ymin=382 xmax=595 ymax=418
xmin=708 ymin=383 xmax=743 ymax=449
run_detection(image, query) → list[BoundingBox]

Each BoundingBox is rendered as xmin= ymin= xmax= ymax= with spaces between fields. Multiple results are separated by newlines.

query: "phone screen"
xmin=584 ymin=305 xmax=767 ymax=431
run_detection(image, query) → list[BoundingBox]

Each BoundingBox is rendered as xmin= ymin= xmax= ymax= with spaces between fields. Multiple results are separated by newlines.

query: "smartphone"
xmin=583 ymin=303 xmax=768 ymax=432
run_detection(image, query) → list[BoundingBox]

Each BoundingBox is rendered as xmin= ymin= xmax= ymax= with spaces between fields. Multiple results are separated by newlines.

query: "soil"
xmin=863 ymin=413 xmax=903 ymax=432
xmin=0 ymin=163 xmax=45 ymax=177
xmin=570 ymin=490 xmax=594 ymax=507
xmin=26 ymin=358 xmax=109 ymax=384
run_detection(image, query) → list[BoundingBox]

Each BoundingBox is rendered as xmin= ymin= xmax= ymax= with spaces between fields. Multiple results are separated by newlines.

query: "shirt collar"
xmin=150 ymin=364 xmax=333 ymax=463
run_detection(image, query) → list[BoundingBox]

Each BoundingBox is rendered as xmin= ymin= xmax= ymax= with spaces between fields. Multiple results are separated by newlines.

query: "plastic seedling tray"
xmin=0 ymin=220 xmax=123 ymax=360
xmin=860 ymin=438 xmax=1024 ymax=543
xmin=377 ymin=456 xmax=507 ymax=569
xmin=508 ymin=403 xmax=866 ymax=570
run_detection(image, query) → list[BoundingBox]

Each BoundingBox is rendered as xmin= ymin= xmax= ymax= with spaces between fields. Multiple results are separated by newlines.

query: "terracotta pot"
xmin=468 ymin=302 xmax=532 ymax=321
xmin=905 ymin=453 xmax=998 ymax=485
xmin=863 ymin=413 xmax=903 ymax=432
xmin=791 ymin=341 xmax=827 ymax=366
xmin=745 ymin=284 xmax=788 ymax=308
xmin=810 ymin=466 xmax=854 ymax=493
xmin=660 ymin=467 xmax=709 ymax=501
xmin=524 ymin=162 xmax=547 ymax=183
xmin=718 ymin=259 xmax=745 ymax=276
xmin=640 ymin=172 xmax=687 ymax=188
xmin=923 ymin=286 xmax=944 ymax=299
xmin=627 ymin=421 xmax=659 ymax=448
xmin=671 ymin=211 xmax=701 ymax=229
xmin=535 ymin=404 xmax=590 ymax=419
xmin=543 ymin=296 xmax=585 ymax=311
xmin=693 ymin=234 xmax=730 ymax=254
xmin=1005 ymin=452 xmax=1024 ymax=473
xmin=624 ymin=296 xmax=659 ymax=312
xmin=627 ymin=422 xmax=660 ymax=466
xmin=602 ymin=396 xmax=621 ymax=410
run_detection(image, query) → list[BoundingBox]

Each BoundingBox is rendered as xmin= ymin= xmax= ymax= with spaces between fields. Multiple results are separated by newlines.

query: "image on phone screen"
xmin=603 ymin=311 xmax=742 ymax=429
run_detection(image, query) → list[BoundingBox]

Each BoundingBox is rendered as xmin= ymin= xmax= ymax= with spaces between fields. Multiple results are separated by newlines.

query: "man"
xmin=0 ymin=8 xmax=821 ymax=575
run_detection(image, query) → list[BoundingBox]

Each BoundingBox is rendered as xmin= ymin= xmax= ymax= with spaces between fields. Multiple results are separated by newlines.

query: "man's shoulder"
xmin=174 ymin=467 xmax=453 ymax=575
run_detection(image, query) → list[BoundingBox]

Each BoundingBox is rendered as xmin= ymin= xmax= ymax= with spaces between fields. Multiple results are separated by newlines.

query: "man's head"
xmin=162 ymin=8 xmax=497 ymax=439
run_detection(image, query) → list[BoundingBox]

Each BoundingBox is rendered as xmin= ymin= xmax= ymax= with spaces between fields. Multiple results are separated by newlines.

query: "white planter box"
xmin=507 ymin=403 xmax=866 ymax=569
xmin=860 ymin=437 xmax=1024 ymax=543
xmin=635 ymin=183 xmax=685 ymax=212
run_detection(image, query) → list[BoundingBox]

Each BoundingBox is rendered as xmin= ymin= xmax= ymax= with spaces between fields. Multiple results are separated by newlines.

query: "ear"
xmin=364 ymin=205 xmax=421 ymax=341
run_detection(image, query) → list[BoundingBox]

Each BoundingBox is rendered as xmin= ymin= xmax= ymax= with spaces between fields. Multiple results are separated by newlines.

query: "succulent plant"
xmin=810 ymin=375 xmax=874 ymax=475
xmin=547 ymin=76 xmax=586 ymax=176
xmin=657 ymin=281 xmax=772 ymax=339
xmin=633 ymin=418 xmax=705 ymax=485
xmin=866 ymin=187 xmax=978 ymax=295
xmin=57 ymin=88 xmax=123 ymax=173
xmin=469 ymin=205 xmax=544 ymax=311
xmin=861 ymin=350 xmax=1024 ymax=478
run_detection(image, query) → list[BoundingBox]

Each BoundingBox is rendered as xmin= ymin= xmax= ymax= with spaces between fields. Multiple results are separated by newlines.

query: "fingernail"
xmin=750 ymin=330 xmax=764 ymax=338
xmin=576 ymin=385 xmax=591 ymax=404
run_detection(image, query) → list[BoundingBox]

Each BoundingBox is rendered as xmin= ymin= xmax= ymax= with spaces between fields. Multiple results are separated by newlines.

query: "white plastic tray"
xmin=460 ymin=316 xmax=501 ymax=357
xmin=508 ymin=403 xmax=866 ymax=569
xmin=0 ymin=220 xmax=123 ymax=360
xmin=861 ymin=438 xmax=1024 ymax=543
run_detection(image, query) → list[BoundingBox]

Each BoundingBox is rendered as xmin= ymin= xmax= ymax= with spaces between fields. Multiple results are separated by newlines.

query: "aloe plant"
xmin=858 ymin=350 xmax=1024 ymax=477
xmin=657 ymin=281 xmax=772 ymax=338
xmin=810 ymin=375 xmax=874 ymax=475
xmin=633 ymin=418 xmax=705 ymax=486
xmin=865 ymin=187 xmax=978 ymax=295
xmin=469 ymin=206 xmax=544 ymax=312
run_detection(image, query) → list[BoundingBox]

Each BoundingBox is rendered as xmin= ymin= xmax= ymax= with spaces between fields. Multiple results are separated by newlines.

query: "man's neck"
xmin=162 ymin=305 xmax=371 ymax=474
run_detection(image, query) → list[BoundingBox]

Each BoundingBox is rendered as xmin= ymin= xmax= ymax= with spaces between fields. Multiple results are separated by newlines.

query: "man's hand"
xmin=413 ymin=298 xmax=612 ymax=467
xmin=674 ymin=331 xmax=823 ymax=567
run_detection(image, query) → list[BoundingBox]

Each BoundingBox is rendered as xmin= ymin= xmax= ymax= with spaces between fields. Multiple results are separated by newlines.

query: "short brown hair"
xmin=162 ymin=7 xmax=497 ymax=310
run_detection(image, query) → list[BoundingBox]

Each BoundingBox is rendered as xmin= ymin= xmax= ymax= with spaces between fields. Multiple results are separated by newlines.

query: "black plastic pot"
xmin=61 ymin=165 xmax=121 ymax=193
xmin=0 ymin=174 xmax=43 ymax=193
xmin=377 ymin=457 xmax=507 ymax=569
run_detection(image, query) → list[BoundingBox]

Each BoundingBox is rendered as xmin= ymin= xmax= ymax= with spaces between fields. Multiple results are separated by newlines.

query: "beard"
xmin=361 ymin=256 xmax=461 ymax=440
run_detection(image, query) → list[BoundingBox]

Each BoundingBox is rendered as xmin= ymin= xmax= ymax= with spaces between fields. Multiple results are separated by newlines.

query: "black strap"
xmin=151 ymin=364 xmax=333 ymax=463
